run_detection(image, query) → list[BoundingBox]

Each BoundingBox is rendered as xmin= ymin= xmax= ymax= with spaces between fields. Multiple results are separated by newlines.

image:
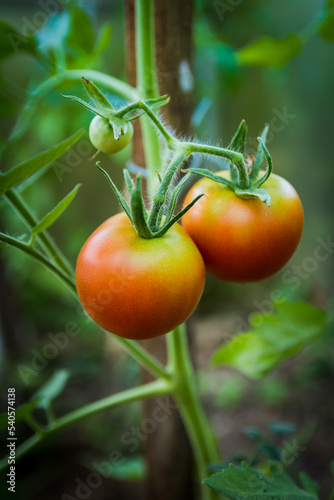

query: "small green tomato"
xmin=89 ymin=116 xmax=133 ymax=154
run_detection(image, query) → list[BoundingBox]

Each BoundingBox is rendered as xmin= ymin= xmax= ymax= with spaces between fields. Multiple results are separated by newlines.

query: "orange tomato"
xmin=76 ymin=213 xmax=205 ymax=339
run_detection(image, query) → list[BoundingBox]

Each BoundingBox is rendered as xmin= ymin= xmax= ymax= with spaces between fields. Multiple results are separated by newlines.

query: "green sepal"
xmin=227 ymin=120 xmax=247 ymax=185
xmin=110 ymin=117 xmax=131 ymax=140
xmin=187 ymin=168 xmax=234 ymax=188
xmin=96 ymin=162 xmax=133 ymax=223
xmin=254 ymin=137 xmax=273 ymax=188
xmin=228 ymin=119 xmax=248 ymax=155
xmin=61 ymin=94 xmax=105 ymax=117
xmin=156 ymin=205 xmax=165 ymax=228
xmin=130 ymin=174 xmax=154 ymax=238
xmin=249 ymin=124 xmax=269 ymax=183
xmin=234 ymin=187 xmax=271 ymax=206
xmin=81 ymin=76 xmax=114 ymax=115
xmin=165 ymin=173 xmax=191 ymax=224
xmin=123 ymin=169 xmax=134 ymax=194
xmin=154 ymin=194 xmax=203 ymax=238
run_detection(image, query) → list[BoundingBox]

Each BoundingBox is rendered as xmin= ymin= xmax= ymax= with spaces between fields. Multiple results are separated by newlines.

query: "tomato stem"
xmin=167 ymin=324 xmax=220 ymax=498
xmin=135 ymin=0 xmax=163 ymax=195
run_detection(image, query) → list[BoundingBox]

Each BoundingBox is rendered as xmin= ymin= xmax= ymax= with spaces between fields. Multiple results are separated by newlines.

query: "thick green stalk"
xmin=182 ymin=141 xmax=249 ymax=189
xmin=135 ymin=0 xmax=164 ymax=195
xmin=167 ymin=325 xmax=220 ymax=499
xmin=134 ymin=4 xmax=220 ymax=498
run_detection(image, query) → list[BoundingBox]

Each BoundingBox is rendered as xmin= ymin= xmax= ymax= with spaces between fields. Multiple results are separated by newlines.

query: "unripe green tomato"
xmin=89 ymin=116 xmax=133 ymax=154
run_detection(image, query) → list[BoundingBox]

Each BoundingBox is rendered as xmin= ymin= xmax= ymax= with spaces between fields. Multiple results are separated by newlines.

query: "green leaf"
xmin=0 ymin=399 xmax=40 ymax=431
xmin=319 ymin=12 xmax=334 ymax=42
xmin=93 ymin=23 xmax=112 ymax=57
xmin=299 ymin=471 xmax=320 ymax=497
xmin=0 ymin=20 xmax=37 ymax=60
xmin=212 ymin=301 xmax=328 ymax=379
xmin=269 ymin=422 xmax=297 ymax=437
xmin=203 ymin=462 xmax=317 ymax=499
xmin=67 ymin=7 xmax=95 ymax=54
xmin=35 ymin=12 xmax=70 ymax=58
xmin=31 ymin=184 xmax=81 ymax=238
xmin=243 ymin=427 xmax=262 ymax=442
xmin=258 ymin=443 xmax=281 ymax=461
xmin=0 ymin=130 xmax=83 ymax=196
xmin=33 ymin=369 xmax=70 ymax=410
xmin=237 ymin=35 xmax=302 ymax=67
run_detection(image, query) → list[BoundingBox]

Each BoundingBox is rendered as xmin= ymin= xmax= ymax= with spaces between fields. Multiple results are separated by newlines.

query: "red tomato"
xmin=75 ymin=213 xmax=205 ymax=340
xmin=182 ymin=171 xmax=304 ymax=283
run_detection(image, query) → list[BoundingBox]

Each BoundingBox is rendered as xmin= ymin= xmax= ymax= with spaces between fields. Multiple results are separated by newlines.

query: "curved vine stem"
xmin=0 ymin=232 xmax=77 ymax=296
xmin=0 ymin=379 xmax=172 ymax=471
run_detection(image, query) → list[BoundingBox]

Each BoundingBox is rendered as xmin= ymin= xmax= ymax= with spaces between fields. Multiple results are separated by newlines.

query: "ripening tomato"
xmin=182 ymin=171 xmax=304 ymax=283
xmin=89 ymin=116 xmax=133 ymax=154
xmin=75 ymin=213 xmax=205 ymax=340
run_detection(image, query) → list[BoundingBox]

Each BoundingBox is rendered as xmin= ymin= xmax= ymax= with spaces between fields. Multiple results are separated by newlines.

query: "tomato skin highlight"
xmin=182 ymin=171 xmax=304 ymax=283
xmin=75 ymin=213 xmax=205 ymax=340
xmin=89 ymin=116 xmax=133 ymax=154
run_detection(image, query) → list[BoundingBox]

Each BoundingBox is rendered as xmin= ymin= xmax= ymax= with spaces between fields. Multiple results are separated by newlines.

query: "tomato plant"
xmin=76 ymin=212 xmax=205 ymax=340
xmin=0 ymin=2 xmax=331 ymax=500
xmin=182 ymin=170 xmax=304 ymax=282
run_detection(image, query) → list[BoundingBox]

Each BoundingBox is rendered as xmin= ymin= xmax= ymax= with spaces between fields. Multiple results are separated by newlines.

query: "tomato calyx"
xmin=61 ymin=77 xmax=170 ymax=146
xmin=96 ymin=157 xmax=203 ymax=239
xmin=187 ymin=120 xmax=274 ymax=206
